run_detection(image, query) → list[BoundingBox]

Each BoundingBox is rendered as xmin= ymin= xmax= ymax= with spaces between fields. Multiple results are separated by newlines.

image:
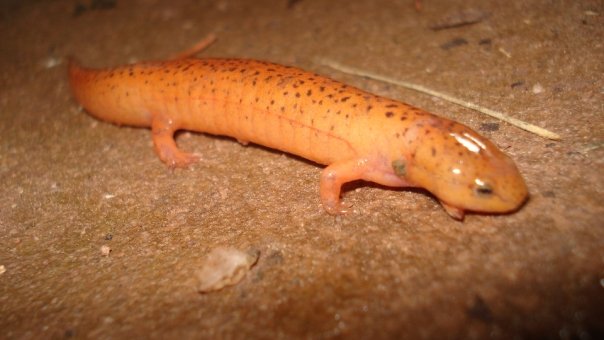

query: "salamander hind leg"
xmin=151 ymin=114 xmax=199 ymax=168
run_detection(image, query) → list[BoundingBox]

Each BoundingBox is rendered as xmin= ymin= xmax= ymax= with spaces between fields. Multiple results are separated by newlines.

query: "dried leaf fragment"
xmin=197 ymin=247 xmax=259 ymax=293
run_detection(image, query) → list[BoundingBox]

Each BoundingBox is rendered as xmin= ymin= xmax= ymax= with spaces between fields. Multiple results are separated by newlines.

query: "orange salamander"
xmin=68 ymin=54 xmax=528 ymax=219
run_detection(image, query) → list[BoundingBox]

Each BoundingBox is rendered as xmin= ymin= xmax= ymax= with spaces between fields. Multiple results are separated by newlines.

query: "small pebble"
xmin=532 ymin=83 xmax=544 ymax=94
xmin=100 ymin=245 xmax=111 ymax=256
xmin=43 ymin=57 xmax=62 ymax=69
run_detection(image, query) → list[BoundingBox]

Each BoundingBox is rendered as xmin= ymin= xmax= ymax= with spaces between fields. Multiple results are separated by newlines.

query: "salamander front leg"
xmin=151 ymin=114 xmax=199 ymax=168
xmin=440 ymin=201 xmax=465 ymax=221
xmin=320 ymin=156 xmax=411 ymax=214
xmin=319 ymin=158 xmax=377 ymax=214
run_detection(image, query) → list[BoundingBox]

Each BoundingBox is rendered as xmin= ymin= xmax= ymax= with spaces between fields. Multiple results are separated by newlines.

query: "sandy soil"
xmin=1 ymin=0 xmax=603 ymax=338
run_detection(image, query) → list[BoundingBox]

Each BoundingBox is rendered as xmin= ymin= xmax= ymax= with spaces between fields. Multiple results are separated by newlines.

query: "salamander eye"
xmin=474 ymin=182 xmax=494 ymax=197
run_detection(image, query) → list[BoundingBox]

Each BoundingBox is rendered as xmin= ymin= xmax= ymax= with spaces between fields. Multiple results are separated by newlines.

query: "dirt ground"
xmin=1 ymin=0 xmax=603 ymax=338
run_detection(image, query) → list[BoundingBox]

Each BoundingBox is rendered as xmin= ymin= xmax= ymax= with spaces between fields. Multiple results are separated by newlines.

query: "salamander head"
xmin=394 ymin=119 xmax=528 ymax=220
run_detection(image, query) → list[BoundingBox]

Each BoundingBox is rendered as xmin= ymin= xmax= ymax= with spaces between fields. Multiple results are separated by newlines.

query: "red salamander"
xmin=68 ymin=57 xmax=528 ymax=219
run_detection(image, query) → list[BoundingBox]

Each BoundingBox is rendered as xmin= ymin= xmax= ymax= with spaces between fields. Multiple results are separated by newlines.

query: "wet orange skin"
xmin=68 ymin=58 xmax=528 ymax=219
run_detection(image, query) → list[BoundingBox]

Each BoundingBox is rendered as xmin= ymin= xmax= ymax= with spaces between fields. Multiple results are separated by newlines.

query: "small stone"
xmin=100 ymin=245 xmax=111 ymax=256
xmin=532 ymin=83 xmax=544 ymax=94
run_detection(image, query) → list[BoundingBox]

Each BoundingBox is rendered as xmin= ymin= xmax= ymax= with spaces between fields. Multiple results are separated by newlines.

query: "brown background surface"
xmin=1 ymin=0 xmax=603 ymax=338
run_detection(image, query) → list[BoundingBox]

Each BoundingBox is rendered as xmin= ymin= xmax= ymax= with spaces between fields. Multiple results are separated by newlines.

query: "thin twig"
xmin=318 ymin=59 xmax=561 ymax=141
